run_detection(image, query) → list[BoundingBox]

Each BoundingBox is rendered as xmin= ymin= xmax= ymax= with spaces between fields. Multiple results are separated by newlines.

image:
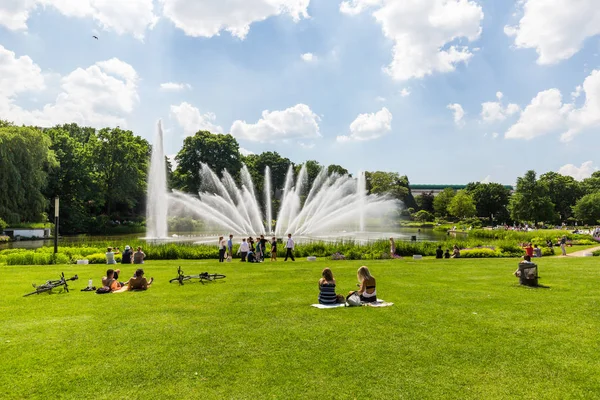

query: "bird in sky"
xmin=92 ymin=35 xmax=98 ymax=40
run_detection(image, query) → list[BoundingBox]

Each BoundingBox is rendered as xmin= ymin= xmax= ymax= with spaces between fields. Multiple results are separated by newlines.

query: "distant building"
xmin=410 ymin=184 xmax=514 ymax=197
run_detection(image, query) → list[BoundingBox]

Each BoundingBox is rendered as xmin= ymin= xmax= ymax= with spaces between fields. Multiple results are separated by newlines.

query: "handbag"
xmin=346 ymin=291 xmax=362 ymax=307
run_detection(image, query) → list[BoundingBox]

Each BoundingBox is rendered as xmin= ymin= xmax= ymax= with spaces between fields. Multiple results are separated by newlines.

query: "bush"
xmin=413 ymin=210 xmax=435 ymax=222
xmin=460 ymin=248 xmax=499 ymax=258
xmin=593 ymin=250 xmax=600 ymax=257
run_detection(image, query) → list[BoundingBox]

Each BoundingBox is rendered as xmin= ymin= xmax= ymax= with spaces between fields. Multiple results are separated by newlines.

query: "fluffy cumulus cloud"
xmin=230 ymin=104 xmax=321 ymax=143
xmin=160 ymin=82 xmax=192 ymax=91
xmin=400 ymin=88 xmax=411 ymax=97
xmin=480 ymin=91 xmax=520 ymax=123
xmin=336 ymin=107 xmax=392 ymax=142
xmin=170 ymin=102 xmax=223 ymax=136
xmin=505 ymin=0 xmax=600 ymax=65
xmin=340 ymin=0 xmax=484 ymax=81
xmin=159 ymin=0 xmax=310 ymax=39
xmin=558 ymin=161 xmax=598 ymax=181
xmin=447 ymin=103 xmax=465 ymax=127
xmin=0 ymin=0 xmax=157 ymax=39
xmin=505 ymin=70 xmax=600 ymax=142
xmin=0 ymin=45 xmax=139 ymax=128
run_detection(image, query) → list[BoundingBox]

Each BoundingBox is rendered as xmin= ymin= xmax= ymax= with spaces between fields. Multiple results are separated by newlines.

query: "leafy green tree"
xmin=44 ymin=125 xmax=100 ymax=233
xmin=327 ymin=164 xmax=349 ymax=176
xmin=582 ymin=171 xmax=600 ymax=194
xmin=448 ymin=190 xmax=476 ymax=220
xmin=295 ymin=160 xmax=322 ymax=194
xmin=173 ymin=131 xmax=242 ymax=194
xmin=93 ymin=127 xmax=150 ymax=215
xmin=573 ymin=193 xmax=600 ymax=225
xmin=0 ymin=126 xmax=57 ymax=223
xmin=416 ymin=191 xmax=435 ymax=213
xmin=508 ymin=170 xmax=555 ymax=224
xmin=465 ymin=182 xmax=511 ymax=223
xmin=365 ymin=171 xmax=417 ymax=209
xmin=244 ymin=151 xmax=292 ymax=216
xmin=433 ymin=188 xmax=455 ymax=218
xmin=539 ymin=172 xmax=583 ymax=222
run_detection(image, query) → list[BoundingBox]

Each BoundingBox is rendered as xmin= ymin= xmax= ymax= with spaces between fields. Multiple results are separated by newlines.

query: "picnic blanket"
xmin=311 ymin=299 xmax=393 ymax=308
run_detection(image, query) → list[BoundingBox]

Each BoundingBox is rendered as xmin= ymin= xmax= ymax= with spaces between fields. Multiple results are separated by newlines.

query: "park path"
xmin=565 ymin=246 xmax=600 ymax=257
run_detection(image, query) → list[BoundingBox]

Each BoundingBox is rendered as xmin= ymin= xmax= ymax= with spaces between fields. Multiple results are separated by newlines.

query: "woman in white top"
xmin=218 ymin=236 xmax=227 ymax=262
xmin=238 ymin=238 xmax=249 ymax=262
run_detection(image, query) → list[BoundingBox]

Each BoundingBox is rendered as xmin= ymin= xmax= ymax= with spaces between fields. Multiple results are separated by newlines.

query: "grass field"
xmin=1 ymin=257 xmax=599 ymax=399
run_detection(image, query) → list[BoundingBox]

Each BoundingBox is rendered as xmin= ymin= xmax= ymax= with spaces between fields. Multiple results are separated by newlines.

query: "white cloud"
xmin=239 ymin=148 xmax=255 ymax=156
xmin=400 ymin=88 xmax=411 ymax=97
xmin=505 ymin=0 xmax=600 ymax=65
xmin=170 ymin=102 xmax=223 ymax=136
xmin=160 ymin=82 xmax=192 ymax=91
xmin=341 ymin=0 xmax=484 ymax=81
xmin=0 ymin=45 xmax=139 ymax=128
xmin=505 ymin=70 xmax=600 ymax=142
xmin=298 ymin=142 xmax=315 ymax=149
xmin=231 ymin=104 xmax=321 ymax=143
xmin=558 ymin=161 xmax=598 ymax=181
xmin=480 ymin=91 xmax=520 ymax=123
xmin=0 ymin=0 xmax=158 ymax=39
xmin=336 ymin=107 xmax=392 ymax=142
xmin=375 ymin=96 xmax=386 ymax=102
xmin=301 ymin=53 xmax=316 ymax=62
xmin=447 ymin=103 xmax=465 ymax=127
xmin=159 ymin=0 xmax=310 ymax=39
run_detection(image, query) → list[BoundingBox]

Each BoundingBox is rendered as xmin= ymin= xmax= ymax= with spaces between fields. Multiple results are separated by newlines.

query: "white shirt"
xmin=286 ymin=238 xmax=294 ymax=249
xmin=239 ymin=241 xmax=249 ymax=252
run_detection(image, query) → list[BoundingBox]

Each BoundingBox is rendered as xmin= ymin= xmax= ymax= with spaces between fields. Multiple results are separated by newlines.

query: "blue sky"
xmin=1 ymin=0 xmax=599 ymax=185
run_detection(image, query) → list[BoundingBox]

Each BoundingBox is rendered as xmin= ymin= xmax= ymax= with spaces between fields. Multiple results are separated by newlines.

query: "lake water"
xmin=0 ymin=228 xmax=449 ymax=250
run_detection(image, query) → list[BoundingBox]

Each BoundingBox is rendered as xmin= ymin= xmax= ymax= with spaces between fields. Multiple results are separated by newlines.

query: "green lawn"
xmin=1 ymin=257 xmax=599 ymax=399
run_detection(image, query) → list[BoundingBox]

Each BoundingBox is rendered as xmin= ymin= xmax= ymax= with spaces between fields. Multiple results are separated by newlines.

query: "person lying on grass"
xmin=318 ymin=268 xmax=344 ymax=305
xmin=102 ymin=269 xmax=125 ymax=291
xmin=349 ymin=266 xmax=377 ymax=303
xmin=114 ymin=269 xmax=153 ymax=292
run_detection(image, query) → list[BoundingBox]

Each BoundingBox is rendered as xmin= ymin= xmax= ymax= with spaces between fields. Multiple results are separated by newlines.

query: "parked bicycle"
xmin=169 ymin=266 xmax=226 ymax=285
xmin=24 ymin=272 xmax=79 ymax=297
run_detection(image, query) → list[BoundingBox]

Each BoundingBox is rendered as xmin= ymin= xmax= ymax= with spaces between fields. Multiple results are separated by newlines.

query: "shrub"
xmin=593 ymin=250 xmax=600 ymax=257
xmin=460 ymin=248 xmax=500 ymax=258
xmin=413 ymin=210 xmax=435 ymax=222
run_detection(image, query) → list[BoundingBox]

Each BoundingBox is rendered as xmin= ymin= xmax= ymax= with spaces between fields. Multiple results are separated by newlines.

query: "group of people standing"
xmin=218 ymin=233 xmax=296 ymax=263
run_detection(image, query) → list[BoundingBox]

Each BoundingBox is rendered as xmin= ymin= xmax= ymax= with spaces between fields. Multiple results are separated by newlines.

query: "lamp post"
xmin=54 ymin=197 xmax=59 ymax=256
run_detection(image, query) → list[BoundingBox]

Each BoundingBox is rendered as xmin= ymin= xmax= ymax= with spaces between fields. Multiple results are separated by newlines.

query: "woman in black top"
xmin=270 ymin=237 xmax=277 ymax=261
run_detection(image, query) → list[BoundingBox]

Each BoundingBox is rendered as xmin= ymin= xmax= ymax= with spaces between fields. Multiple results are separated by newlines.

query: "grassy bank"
xmin=1 ymin=258 xmax=599 ymax=399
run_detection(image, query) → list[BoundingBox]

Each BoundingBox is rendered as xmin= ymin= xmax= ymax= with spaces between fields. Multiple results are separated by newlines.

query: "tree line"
xmin=2 ymin=121 xmax=599 ymax=233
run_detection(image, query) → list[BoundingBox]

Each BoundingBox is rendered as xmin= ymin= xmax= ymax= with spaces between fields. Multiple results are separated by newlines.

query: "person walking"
xmin=238 ymin=238 xmax=249 ymax=262
xmin=560 ymin=236 xmax=567 ymax=256
xmin=284 ymin=233 xmax=295 ymax=261
xmin=227 ymin=234 xmax=234 ymax=259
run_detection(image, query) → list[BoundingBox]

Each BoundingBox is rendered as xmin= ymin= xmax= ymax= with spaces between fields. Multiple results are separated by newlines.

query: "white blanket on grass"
xmin=311 ymin=299 xmax=393 ymax=308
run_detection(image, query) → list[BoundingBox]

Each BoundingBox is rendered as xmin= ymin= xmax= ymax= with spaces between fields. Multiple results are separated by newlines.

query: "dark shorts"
xmin=360 ymin=294 xmax=377 ymax=303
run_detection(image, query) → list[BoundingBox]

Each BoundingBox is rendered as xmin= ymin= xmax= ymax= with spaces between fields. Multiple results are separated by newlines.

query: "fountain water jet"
xmin=146 ymin=120 xmax=168 ymax=238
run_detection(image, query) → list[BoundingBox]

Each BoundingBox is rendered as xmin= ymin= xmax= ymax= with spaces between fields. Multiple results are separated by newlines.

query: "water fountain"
xmin=146 ymin=120 xmax=169 ymax=239
xmin=146 ymin=121 xmax=401 ymax=241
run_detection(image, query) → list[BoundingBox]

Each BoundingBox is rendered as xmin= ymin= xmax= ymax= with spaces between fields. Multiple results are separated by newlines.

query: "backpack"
xmin=346 ymin=292 xmax=362 ymax=307
xmin=96 ymin=286 xmax=111 ymax=294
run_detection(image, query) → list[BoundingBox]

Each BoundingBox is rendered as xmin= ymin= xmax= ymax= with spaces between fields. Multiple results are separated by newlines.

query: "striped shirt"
xmin=318 ymin=282 xmax=337 ymax=305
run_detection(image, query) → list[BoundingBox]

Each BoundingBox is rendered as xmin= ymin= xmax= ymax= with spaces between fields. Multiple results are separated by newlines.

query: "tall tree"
xmin=433 ymin=188 xmax=455 ymax=218
xmin=327 ymin=164 xmax=349 ymax=176
xmin=573 ymin=193 xmax=600 ymax=225
xmin=93 ymin=127 xmax=150 ymax=215
xmin=173 ymin=131 xmax=242 ymax=194
xmin=365 ymin=171 xmax=417 ymax=209
xmin=448 ymin=190 xmax=476 ymax=220
xmin=465 ymin=182 xmax=511 ymax=223
xmin=582 ymin=171 xmax=600 ymax=194
xmin=0 ymin=126 xmax=57 ymax=223
xmin=416 ymin=191 xmax=435 ymax=213
xmin=539 ymin=172 xmax=583 ymax=222
xmin=508 ymin=170 xmax=555 ymax=224
xmin=295 ymin=160 xmax=322 ymax=194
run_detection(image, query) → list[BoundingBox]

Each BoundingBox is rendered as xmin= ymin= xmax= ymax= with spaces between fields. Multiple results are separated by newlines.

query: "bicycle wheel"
xmin=23 ymin=286 xmax=52 ymax=297
xmin=207 ymin=274 xmax=226 ymax=281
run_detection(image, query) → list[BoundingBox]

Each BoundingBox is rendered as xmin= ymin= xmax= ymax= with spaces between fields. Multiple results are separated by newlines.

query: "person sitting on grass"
xmin=436 ymin=246 xmax=444 ymax=259
xmin=318 ymin=268 xmax=341 ymax=305
xmin=106 ymin=247 xmax=120 ymax=264
xmin=125 ymin=269 xmax=153 ymax=291
xmin=451 ymin=245 xmax=461 ymax=258
xmin=133 ymin=247 xmax=145 ymax=264
xmin=352 ymin=266 xmax=377 ymax=303
xmin=533 ymin=244 xmax=542 ymax=258
xmin=444 ymin=249 xmax=451 ymax=259
xmin=102 ymin=269 xmax=124 ymax=291
xmin=121 ymin=245 xmax=133 ymax=264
